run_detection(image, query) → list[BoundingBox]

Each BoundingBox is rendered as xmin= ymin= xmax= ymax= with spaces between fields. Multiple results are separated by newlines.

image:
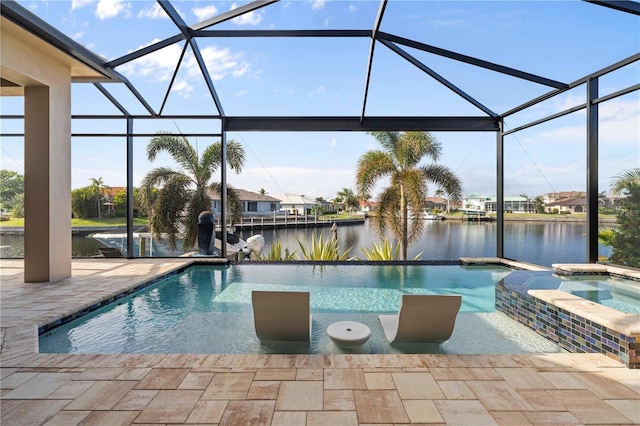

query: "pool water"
xmin=39 ymin=264 xmax=564 ymax=355
xmin=525 ymin=275 xmax=640 ymax=314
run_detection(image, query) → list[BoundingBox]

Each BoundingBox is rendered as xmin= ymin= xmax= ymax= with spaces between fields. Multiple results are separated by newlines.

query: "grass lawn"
xmin=0 ymin=217 xmax=148 ymax=227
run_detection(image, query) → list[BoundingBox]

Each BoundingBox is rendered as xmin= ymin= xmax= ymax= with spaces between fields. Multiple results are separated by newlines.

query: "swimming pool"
xmin=524 ymin=274 xmax=640 ymax=314
xmin=38 ymin=264 xmax=563 ymax=355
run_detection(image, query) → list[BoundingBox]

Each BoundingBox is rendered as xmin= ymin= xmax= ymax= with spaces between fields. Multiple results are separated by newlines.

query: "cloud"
xmin=118 ymin=38 xmax=250 ymax=90
xmin=235 ymin=89 xmax=248 ymax=97
xmin=519 ymin=98 xmax=638 ymax=147
xmin=331 ymin=137 xmax=337 ymax=148
xmin=348 ymin=4 xmax=357 ymax=13
xmin=429 ymin=19 xmax=470 ymax=28
xmin=71 ymin=31 xmax=85 ymax=40
xmin=172 ymin=79 xmax=193 ymax=97
xmin=189 ymin=45 xmax=250 ymax=81
xmin=307 ymin=85 xmax=326 ymax=98
xmin=138 ymin=3 xmax=167 ymax=19
xmin=193 ymin=5 xmax=218 ymax=21
xmin=522 ymin=125 xmax=585 ymax=146
xmin=118 ymin=39 xmax=185 ymax=82
xmin=311 ymin=0 xmax=325 ymax=12
xmin=95 ymin=0 xmax=130 ymax=19
xmin=71 ymin=0 xmax=93 ymax=11
xmin=231 ymin=3 xmax=264 ymax=26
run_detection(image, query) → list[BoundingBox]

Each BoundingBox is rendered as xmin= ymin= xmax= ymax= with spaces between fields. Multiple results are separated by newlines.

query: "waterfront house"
xmin=461 ymin=194 xmax=489 ymax=211
xmin=209 ymin=188 xmax=281 ymax=217
xmin=102 ymin=186 xmax=126 ymax=215
xmin=546 ymin=196 xmax=588 ymax=214
xmin=461 ymin=194 xmax=534 ymax=213
xmin=485 ymin=196 xmax=534 ymax=213
xmin=277 ymin=193 xmax=319 ymax=215
xmin=317 ymin=198 xmax=337 ymax=214
xmin=358 ymin=199 xmax=378 ymax=215
xmin=425 ymin=196 xmax=448 ymax=212
xmin=543 ymin=191 xmax=586 ymax=206
xmin=545 ymin=196 xmax=614 ymax=214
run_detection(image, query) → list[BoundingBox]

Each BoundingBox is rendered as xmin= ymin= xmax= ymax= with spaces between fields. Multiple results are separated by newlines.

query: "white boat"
xmin=459 ymin=208 xmax=487 ymax=217
xmin=90 ymin=231 xmax=264 ymax=259
xmin=423 ymin=213 xmax=444 ymax=220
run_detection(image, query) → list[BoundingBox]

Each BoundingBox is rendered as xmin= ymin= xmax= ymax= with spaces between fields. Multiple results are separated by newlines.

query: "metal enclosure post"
xmin=496 ymin=118 xmax=504 ymax=258
xmin=586 ymin=78 xmax=599 ymax=263
xmin=220 ymin=121 xmax=228 ymax=258
xmin=126 ymin=117 xmax=134 ymax=258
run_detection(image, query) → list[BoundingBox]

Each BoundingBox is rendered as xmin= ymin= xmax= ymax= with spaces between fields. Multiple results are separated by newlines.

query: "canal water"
xmin=0 ymin=219 xmax=611 ymax=267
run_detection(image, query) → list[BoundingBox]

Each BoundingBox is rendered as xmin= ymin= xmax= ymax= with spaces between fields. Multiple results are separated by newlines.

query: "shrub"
xmin=609 ymin=185 xmax=640 ymax=268
xmin=358 ymin=237 xmax=423 ymax=261
xmin=297 ymin=231 xmax=351 ymax=261
xmin=261 ymin=239 xmax=297 ymax=261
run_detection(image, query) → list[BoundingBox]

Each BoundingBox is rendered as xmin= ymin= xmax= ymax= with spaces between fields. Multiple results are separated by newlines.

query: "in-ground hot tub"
xmin=496 ymin=263 xmax=640 ymax=368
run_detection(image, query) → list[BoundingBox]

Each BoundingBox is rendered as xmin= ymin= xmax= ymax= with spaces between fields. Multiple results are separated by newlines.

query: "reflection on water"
xmin=1 ymin=220 xmax=612 ymax=267
xmin=238 ymin=220 xmax=609 ymax=267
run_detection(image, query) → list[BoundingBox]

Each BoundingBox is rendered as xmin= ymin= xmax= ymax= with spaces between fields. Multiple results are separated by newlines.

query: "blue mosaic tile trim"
xmin=610 ymin=273 xmax=640 ymax=283
xmin=495 ymin=281 xmax=637 ymax=368
xmin=234 ymin=260 xmax=462 ymax=266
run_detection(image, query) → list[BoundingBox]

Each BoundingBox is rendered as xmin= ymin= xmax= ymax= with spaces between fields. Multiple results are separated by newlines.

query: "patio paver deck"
xmin=1 ymin=258 xmax=639 ymax=425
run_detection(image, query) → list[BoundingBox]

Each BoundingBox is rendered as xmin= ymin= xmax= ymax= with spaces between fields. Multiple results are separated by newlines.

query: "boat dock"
xmin=218 ymin=215 xmax=366 ymax=230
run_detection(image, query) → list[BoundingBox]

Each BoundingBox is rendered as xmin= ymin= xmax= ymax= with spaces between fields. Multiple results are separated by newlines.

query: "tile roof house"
xmin=425 ymin=196 xmax=448 ymax=212
xmin=545 ymin=196 xmax=613 ymax=214
xmin=543 ymin=191 xmax=587 ymax=205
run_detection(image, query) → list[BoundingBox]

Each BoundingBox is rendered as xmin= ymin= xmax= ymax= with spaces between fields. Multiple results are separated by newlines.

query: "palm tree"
xmin=336 ymin=187 xmax=359 ymax=213
xmin=356 ymin=131 xmax=462 ymax=260
xmin=138 ymin=131 xmax=246 ymax=251
xmin=433 ymin=188 xmax=448 ymax=213
xmin=533 ymin=195 xmax=545 ymax=214
xmin=89 ymin=177 xmax=109 ymax=218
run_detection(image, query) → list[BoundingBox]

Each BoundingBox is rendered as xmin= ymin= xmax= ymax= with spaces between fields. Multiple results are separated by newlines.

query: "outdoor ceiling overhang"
xmin=0 ymin=1 xmax=121 ymax=95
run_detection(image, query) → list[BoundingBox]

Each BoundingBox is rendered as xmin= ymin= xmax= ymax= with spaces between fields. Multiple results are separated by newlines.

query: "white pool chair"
xmin=252 ymin=291 xmax=311 ymax=342
xmin=378 ymin=294 xmax=462 ymax=344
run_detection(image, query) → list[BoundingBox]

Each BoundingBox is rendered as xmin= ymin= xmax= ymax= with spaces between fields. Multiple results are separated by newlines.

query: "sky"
xmin=1 ymin=0 xmax=639 ymax=201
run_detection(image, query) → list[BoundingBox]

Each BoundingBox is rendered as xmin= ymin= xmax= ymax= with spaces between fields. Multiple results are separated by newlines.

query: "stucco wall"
xmin=1 ymin=29 xmax=72 ymax=282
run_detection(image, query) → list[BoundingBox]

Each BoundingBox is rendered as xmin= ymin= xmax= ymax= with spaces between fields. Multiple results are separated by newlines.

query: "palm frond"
xmin=148 ymin=176 xmax=192 ymax=250
xmin=397 ymin=131 xmax=441 ymax=168
xmin=147 ymin=132 xmax=199 ymax=178
xmin=367 ymin=131 xmax=400 ymax=154
xmin=375 ymin=187 xmax=402 ymax=238
xmin=610 ymin=168 xmax=640 ymax=197
xmin=355 ymin=150 xmax=395 ymax=198
xmin=420 ymin=163 xmax=463 ymax=202
xmin=203 ymin=139 xmax=246 ymax=174
xmin=208 ymin=182 xmax=243 ymax=225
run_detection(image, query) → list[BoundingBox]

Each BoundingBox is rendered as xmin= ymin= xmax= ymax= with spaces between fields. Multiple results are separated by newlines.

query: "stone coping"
xmin=461 ymin=257 xmax=550 ymax=271
xmin=529 ymin=289 xmax=640 ymax=337
xmin=552 ymin=263 xmax=640 ymax=280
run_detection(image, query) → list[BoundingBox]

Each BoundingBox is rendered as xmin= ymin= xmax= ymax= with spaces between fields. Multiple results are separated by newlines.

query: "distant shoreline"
xmin=441 ymin=214 xmax=617 ymax=224
xmin=0 ymin=214 xmax=617 ymax=235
